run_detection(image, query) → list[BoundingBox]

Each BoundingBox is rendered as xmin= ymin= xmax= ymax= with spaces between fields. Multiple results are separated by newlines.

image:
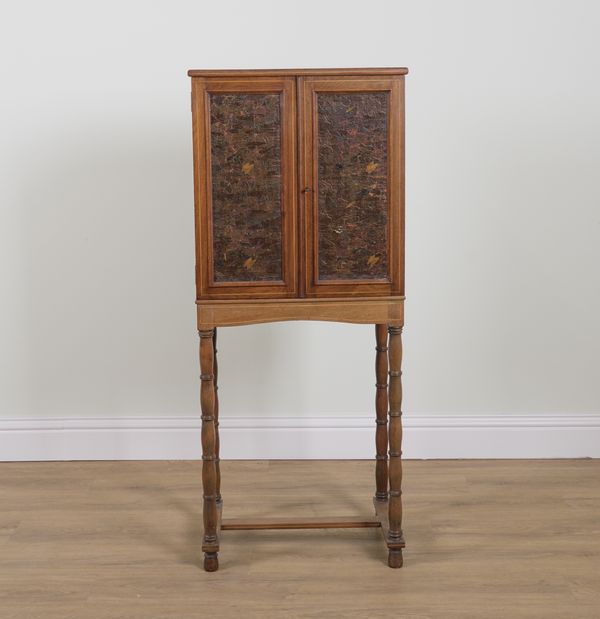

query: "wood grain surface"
xmin=196 ymin=297 xmax=404 ymax=328
xmin=1 ymin=459 xmax=599 ymax=618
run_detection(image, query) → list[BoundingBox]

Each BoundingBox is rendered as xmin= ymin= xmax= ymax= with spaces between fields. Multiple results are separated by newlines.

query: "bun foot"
xmin=388 ymin=549 xmax=403 ymax=568
xmin=204 ymin=552 xmax=219 ymax=572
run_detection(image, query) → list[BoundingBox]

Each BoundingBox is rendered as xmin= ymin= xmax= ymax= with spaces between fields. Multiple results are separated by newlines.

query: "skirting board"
xmin=1 ymin=414 xmax=599 ymax=461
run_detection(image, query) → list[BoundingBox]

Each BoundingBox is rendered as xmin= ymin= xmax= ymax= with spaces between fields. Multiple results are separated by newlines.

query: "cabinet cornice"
xmin=188 ymin=67 xmax=408 ymax=78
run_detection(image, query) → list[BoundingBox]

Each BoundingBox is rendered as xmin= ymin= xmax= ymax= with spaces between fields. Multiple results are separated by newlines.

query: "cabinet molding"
xmin=189 ymin=68 xmax=409 ymax=78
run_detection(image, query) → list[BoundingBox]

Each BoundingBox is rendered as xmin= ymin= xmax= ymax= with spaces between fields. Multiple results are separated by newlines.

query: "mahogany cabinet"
xmin=189 ymin=68 xmax=408 ymax=571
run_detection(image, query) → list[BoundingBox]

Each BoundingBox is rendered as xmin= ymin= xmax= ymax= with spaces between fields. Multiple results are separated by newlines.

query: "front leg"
xmin=387 ymin=325 xmax=405 ymax=568
xmin=199 ymin=328 xmax=219 ymax=571
xmin=374 ymin=324 xmax=389 ymax=502
xmin=213 ymin=329 xmax=222 ymax=505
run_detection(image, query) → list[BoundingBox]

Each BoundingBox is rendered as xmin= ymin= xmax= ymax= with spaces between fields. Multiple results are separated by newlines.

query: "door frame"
xmin=192 ymin=76 xmax=298 ymax=299
xmin=298 ymin=76 xmax=405 ymax=298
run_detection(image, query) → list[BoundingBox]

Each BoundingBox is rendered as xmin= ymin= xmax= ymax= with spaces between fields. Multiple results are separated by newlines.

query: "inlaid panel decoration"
xmin=209 ymin=93 xmax=283 ymax=282
xmin=316 ymin=92 xmax=389 ymax=280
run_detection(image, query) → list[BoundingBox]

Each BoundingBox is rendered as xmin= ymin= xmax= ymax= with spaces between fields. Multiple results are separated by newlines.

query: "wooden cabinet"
xmin=188 ymin=68 xmax=408 ymax=572
xmin=190 ymin=69 xmax=405 ymax=300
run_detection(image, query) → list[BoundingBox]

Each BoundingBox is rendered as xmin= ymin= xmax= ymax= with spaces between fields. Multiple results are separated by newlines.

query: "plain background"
xmin=1 ymin=0 xmax=599 ymax=423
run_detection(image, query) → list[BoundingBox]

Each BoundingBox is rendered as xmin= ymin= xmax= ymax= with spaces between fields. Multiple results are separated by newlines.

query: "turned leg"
xmin=387 ymin=325 xmax=405 ymax=568
xmin=199 ymin=328 xmax=219 ymax=572
xmin=213 ymin=329 xmax=221 ymax=505
xmin=374 ymin=324 xmax=389 ymax=502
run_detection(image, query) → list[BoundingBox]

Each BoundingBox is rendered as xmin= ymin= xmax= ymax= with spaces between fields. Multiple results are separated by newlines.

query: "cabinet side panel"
xmin=209 ymin=93 xmax=283 ymax=282
xmin=316 ymin=92 xmax=389 ymax=280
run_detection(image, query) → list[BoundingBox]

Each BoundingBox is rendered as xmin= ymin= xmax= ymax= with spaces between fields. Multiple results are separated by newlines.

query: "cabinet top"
xmin=187 ymin=67 xmax=408 ymax=77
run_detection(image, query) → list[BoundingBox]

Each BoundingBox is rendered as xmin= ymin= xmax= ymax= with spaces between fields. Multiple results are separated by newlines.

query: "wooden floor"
xmin=1 ymin=460 xmax=599 ymax=618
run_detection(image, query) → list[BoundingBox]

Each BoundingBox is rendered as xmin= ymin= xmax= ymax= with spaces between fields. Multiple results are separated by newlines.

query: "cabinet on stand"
xmin=189 ymin=67 xmax=408 ymax=571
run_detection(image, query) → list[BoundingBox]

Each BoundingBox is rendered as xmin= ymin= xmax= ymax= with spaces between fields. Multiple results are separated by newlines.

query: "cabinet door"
xmin=192 ymin=77 xmax=297 ymax=299
xmin=300 ymin=76 xmax=404 ymax=297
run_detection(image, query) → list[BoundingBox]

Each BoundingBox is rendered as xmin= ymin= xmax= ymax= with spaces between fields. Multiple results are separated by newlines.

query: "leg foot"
xmin=388 ymin=549 xmax=403 ymax=568
xmin=204 ymin=552 xmax=219 ymax=572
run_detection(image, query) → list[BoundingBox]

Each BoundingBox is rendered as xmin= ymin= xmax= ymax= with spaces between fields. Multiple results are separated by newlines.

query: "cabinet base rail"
xmin=221 ymin=516 xmax=381 ymax=530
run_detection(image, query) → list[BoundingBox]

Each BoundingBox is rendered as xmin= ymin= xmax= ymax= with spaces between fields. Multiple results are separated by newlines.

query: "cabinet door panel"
xmin=192 ymin=78 xmax=297 ymax=299
xmin=210 ymin=93 xmax=283 ymax=282
xmin=316 ymin=91 xmax=389 ymax=280
xmin=300 ymin=77 xmax=404 ymax=297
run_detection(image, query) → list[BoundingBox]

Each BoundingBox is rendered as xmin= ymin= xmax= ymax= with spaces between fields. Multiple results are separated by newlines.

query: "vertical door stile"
xmin=296 ymin=76 xmax=306 ymax=298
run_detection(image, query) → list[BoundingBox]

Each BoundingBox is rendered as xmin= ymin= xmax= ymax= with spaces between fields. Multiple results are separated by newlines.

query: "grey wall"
xmin=1 ymin=0 xmax=599 ymax=420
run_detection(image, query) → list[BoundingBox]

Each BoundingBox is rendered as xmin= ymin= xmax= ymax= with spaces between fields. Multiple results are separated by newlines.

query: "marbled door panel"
xmin=209 ymin=93 xmax=282 ymax=282
xmin=316 ymin=92 xmax=389 ymax=280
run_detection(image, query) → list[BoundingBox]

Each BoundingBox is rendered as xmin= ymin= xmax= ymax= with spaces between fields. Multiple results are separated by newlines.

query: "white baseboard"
xmin=1 ymin=414 xmax=599 ymax=461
